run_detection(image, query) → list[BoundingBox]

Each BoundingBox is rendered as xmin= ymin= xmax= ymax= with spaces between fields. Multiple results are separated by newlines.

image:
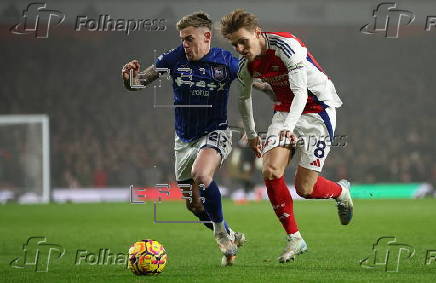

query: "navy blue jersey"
xmin=155 ymin=45 xmax=239 ymax=142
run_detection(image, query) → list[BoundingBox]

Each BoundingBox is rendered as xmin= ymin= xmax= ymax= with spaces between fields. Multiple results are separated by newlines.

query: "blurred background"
xmin=1 ymin=0 xmax=435 ymax=202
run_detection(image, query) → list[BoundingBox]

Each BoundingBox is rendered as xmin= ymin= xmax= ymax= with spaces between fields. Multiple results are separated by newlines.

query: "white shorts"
xmin=174 ymin=129 xmax=232 ymax=182
xmin=262 ymin=107 xmax=336 ymax=172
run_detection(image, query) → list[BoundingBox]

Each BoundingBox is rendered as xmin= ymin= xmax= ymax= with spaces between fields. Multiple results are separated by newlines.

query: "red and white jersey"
xmin=237 ymin=32 xmax=342 ymax=138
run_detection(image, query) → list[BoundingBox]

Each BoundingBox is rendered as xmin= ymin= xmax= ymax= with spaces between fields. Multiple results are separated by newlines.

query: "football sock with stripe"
xmin=264 ymin=176 xmax=299 ymax=234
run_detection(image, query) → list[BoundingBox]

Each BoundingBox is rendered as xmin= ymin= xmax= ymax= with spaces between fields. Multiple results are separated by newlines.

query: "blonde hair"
xmin=220 ymin=9 xmax=259 ymax=38
xmin=176 ymin=11 xmax=213 ymax=31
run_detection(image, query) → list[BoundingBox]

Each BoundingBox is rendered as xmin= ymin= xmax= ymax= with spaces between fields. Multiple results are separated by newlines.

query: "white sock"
xmin=213 ymin=221 xmax=226 ymax=235
xmin=287 ymin=231 xmax=302 ymax=240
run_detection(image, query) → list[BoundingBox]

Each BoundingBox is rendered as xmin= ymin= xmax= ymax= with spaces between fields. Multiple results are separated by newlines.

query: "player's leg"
xmin=192 ymin=147 xmax=239 ymax=256
xmin=262 ymin=146 xmax=297 ymax=234
xmin=294 ymin=166 xmax=353 ymax=225
xmin=191 ymin=147 xmax=223 ymax=228
xmin=175 ymin=161 xmax=236 ymax=235
xmin=191 ymin=129 xmax=244 ymax=265
xmin=294 ymin=108 xmax=353 ymax=225
xmin=175 ymin=136 xmax=217 ymax=230
xmin=178 ymin=179 xmax=213 ymax=230
xmin=294 ymin=166 xmax=339 ymax=199
xmin=191 ymin=130 xmax=235 ymax=236
xmin=262 ymin=146 xmax=307 ymax=263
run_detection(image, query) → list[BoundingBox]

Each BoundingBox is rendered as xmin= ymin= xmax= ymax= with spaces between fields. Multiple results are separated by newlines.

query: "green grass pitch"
xmin=1 ymin=199 xmax=436 ymax=282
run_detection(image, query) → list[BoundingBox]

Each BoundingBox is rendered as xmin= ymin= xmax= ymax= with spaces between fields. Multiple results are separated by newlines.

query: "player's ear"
xmin=204 ymin=31 xmax=212 ymax=42
xmin=255 ymin=27 xmax=262 ymax=38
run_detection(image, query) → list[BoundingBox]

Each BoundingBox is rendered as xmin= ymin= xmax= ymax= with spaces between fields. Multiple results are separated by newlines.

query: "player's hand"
xmin=122 ymin=60 xmax=140 ymax=81
xmin=279 ymin=130 xmax=297 ymax=148
xmin=248 ymin=136 xmax=262 ymax=158
xmin=238 ymin=133 xmax=249 ymax=146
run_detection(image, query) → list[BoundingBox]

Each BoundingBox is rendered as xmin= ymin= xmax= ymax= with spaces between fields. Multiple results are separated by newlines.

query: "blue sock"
xmin=193 ymin=210 xmax=230 ymax=233
xmin=200 ymin=181 xmax=224 ymax=223
xmin=193 ymin=210 xmax=214 ymax=231
xmin=199 ymin=181 xmax=231 ymax=234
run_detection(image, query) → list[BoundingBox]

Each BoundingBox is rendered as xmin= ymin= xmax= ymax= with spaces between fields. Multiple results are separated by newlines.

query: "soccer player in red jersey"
xmin=221 ymin=10 xmax=353 ymax=263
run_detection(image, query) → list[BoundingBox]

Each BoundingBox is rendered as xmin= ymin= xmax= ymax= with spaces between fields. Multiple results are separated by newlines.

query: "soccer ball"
xmin=128 ymin=239 xmax=167 ymax=275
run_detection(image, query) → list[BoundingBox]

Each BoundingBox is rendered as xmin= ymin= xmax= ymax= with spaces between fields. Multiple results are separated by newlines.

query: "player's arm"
xmin=121 ymin=60 xmax=160 ymax=91
xmin=275 ymin=39 xmax=309 ymax=144
xmin=252 ymin=79 xmax=277 ymax=102
xmin=282 ymin=62 xmax=307 ymax=133
xmin=237 ymin=62 xmax=262 ymax=157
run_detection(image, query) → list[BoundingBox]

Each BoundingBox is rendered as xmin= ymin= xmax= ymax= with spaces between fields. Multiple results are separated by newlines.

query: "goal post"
xmin=0 ymin=115 xmax=50 ymax=203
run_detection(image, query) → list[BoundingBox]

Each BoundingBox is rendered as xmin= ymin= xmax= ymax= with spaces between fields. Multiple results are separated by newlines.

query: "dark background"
xmin=1 ymin=0 xmax=435 ymax=189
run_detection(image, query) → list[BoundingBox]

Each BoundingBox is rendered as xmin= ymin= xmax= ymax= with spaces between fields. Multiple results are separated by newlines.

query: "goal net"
xmin=0 ymin=115 xmax=50 ymax=203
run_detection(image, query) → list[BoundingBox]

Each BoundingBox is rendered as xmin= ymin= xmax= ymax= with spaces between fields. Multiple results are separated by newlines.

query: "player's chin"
xmin=185 ymin=53 xmax=196 ymax=61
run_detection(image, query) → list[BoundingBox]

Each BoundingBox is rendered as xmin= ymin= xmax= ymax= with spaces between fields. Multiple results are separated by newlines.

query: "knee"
xmin=191 ymin=170 xmax=212 ymax=187
xmin=294 ymin=179 xmax=314 ymax=198
xmin=262 ymin=163 xmax=284 ymax=180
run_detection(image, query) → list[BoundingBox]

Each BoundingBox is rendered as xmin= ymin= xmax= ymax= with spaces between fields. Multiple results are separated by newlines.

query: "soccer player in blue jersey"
xmin=121 ymin=12 xmax=270 ymax=265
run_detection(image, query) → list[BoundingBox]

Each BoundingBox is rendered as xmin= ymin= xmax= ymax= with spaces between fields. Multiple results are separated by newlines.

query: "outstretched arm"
xmin=121 ymin=60 xmax=160 ymax=91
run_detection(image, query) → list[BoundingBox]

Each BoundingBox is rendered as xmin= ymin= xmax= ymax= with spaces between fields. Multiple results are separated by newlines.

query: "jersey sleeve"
xmin=271 ymin=37 xmax=307 ymax=70
xmin=237 ymin=58 xmax=257 ymax=139
xmin=270 ymin=36 xmax=308 ymax=133
xmin=237 ymin=58 xmax=253 ymax=89
xmin=154 ymin=46 xmax=179 ymax=71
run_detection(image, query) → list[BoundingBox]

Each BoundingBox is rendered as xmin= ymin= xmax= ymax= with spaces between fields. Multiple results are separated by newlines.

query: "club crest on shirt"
xmin=211 ymin=65 xmax=227 ymax=82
